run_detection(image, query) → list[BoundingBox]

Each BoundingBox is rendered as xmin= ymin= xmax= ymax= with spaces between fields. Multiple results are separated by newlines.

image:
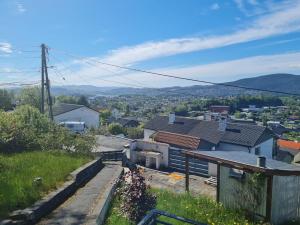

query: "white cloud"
xmin=97 ymin=0 xmax=300 ymax=66
xmin=0 ymin=42 xmax=13 ymax=54
xmin=210 ymin=3 xmax=220 ymax=10
xmin=52 ymin=51 xmax=300 ymax=87
xmin=16 ymin=2 xmax=26 ymax=13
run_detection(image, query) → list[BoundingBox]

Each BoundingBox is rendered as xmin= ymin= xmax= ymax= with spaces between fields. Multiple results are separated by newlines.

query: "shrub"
xmin=117 ymin=169 xmax=156 ymax=222
xmin=0 ymin=105 xmax=95 ymax=153
xmin=126 ymin=127 xmax=144 ymax=139
xmin=108 ymin=123 xmax=125 ymax=135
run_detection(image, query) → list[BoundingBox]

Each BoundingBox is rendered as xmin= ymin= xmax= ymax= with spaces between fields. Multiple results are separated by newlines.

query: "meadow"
xmin=0 ymin=151 xmax=91 ymax=219
xmin=105 ymin=189 xmax=256 ymax=225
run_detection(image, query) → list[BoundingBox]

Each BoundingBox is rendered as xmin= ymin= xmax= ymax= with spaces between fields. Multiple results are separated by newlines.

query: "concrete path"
xmin=38 ymin=162 xmax=122 ymax=225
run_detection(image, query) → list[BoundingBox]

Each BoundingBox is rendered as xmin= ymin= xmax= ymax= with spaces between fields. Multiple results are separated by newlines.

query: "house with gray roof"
xmin=53 ymin=103 xmax=100 ymax=128
xmin=144 ymin=114 xmax=274 ymax=176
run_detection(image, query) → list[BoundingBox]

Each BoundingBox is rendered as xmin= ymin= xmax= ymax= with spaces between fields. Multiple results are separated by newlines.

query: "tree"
xmin=77 ymin=95 xmax=89 ymax=106
xmin=100 ymin=109 xmax=111 ymax=125
xmin=56 ymin=95 xmax=78 ymax=104
xmin=174 ymin=104 xmax=188 ymax=116
xmin=108 ymin=123 xmax=124 ymax=135
xmin=0 ymin=105 xmax=95 ymax=153
xmin=0 ymin=89 xmax=13 ymax=111
xmin=19 ymin=87 xmax=41 ymax=109
xmin=126 ymin=127 xmax=144 ymax=139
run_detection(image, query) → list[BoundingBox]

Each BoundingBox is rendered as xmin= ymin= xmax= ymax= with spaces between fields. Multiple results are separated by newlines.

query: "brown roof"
xmin=153 ymin=131 xmax=200 ymax=150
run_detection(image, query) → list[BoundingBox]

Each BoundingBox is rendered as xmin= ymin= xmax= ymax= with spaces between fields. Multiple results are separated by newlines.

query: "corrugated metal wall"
xmin=271 ymin=175 xmax=300 ymax=224
xmin=219 ymin=166 xmax=267 ymax=217
xmin=169 ymin=148 xmax=209 ymax=177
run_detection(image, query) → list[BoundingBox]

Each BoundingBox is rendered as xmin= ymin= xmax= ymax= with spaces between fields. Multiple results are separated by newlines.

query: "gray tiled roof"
xmin=52 ymin=103 xmax=84 ymax=116
xmin=190 ymin=151 xmax=300 ymax=172
xmin=145 ymin=116 xmax=272 ymax=147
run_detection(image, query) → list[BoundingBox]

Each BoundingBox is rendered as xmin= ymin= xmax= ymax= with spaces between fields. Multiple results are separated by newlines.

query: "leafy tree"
xmin=100 ymin=109 xmax=111 ymax=125
xmin=19 ymin=87 xmax=41 ymax=109
xmin=56 ymin=95 xmax=78 ymax=104
xmin=0 ymin=105 xmax=95 ymax=153
xmin=0 ymin=89 xmax=13 ymax=111
xmin=174 ymin=104 xmax=188 ymax=116
xmin=126 ymin=127 xmax=144 ymax=139
xmin=108 ymin=123 xmax=124 ymax=135
xmin=56 ymin=95 xmax=89 ymax=107
xmin=77 ymin=95 xmax=89 ymax=106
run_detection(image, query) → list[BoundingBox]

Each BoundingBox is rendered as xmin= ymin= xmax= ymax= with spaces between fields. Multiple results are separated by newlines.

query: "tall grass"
xmin=105 ymin=189 xmax=257 ymax=225
xmin=0 ymin=151 xmax=91 ymax=219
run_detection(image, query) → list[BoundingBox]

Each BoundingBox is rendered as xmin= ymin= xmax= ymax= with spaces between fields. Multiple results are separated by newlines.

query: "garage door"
xmin=169 ymin=148 xmax=209 ymax=177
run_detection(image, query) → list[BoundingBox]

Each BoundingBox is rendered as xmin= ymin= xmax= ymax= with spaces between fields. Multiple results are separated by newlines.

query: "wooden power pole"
xmin=41 ymin=44 xmax=53 ymax=120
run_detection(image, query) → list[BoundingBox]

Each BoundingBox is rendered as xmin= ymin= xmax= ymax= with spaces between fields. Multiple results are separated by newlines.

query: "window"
xmin=255 ymin=147 xmax=261 ymax=155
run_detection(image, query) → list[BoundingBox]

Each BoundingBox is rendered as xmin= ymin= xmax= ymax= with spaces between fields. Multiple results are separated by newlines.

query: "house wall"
xmin=271 ymin=175 xmax=300 ymax=224
xmin=54 ymin=107 xmax=100 ymax=128
xmin=250 ymin=138 xmax=274 ymax=159
xmin=144 ymin=129 xmax=156 ymax=141
xmin=130 ymin=140 xmax=169 ymax=167
xmin=216 ymin=138 xmax=274 ymax=159
xmin=219 ymin=166 xmax=267 ymax=217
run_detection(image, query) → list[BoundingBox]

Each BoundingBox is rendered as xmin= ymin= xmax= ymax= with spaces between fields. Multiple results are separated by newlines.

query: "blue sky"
xmin=1 ymin=0 xmax=300 ymax=87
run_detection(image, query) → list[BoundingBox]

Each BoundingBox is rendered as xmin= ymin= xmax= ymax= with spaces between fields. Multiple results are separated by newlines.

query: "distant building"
xmin=242 ymin=105 xmax=263 ymax=113
xmin=209 ymin=105 xmax=230 ymax=114
xmin=276 ymin=139 xmax=300 ymax=163
xmin=53 ymin=103 xmax=100 ymax=128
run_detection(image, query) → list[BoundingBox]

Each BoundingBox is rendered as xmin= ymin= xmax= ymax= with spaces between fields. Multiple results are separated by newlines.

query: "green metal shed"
xmin=184 ymin=150 xmax=300 ymax=225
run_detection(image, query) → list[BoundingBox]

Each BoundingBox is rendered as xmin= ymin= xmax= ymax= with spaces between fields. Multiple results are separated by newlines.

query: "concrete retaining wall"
xmin=1 ymin=158 xmax=103 ymax=225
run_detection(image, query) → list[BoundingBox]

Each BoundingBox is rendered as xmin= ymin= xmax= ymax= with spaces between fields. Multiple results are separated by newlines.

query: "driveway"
xmin=140 ymin=167 xmax=216 ymax=199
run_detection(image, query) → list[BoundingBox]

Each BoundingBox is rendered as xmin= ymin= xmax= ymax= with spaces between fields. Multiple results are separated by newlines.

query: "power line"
xmin=49 ymin=54 xmax=207 ymax=97
xmin=50 ymin=47 xmax=300 ymax=97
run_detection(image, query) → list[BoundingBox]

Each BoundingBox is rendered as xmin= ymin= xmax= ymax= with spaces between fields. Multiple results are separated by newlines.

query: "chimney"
xmin=218 ymin=117 xmax=227 ymax=132
xmin=257 ymin=156 xmax=266 ymax=167
xmin=169 ymin=112 xmax=175 ymax=124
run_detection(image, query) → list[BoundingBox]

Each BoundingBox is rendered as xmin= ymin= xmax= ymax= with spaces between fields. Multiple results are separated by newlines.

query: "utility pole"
xmin=41 ymin=44 xmax=45 ymax=113
xmin=41 ymin=44 xmax=53 ymax=120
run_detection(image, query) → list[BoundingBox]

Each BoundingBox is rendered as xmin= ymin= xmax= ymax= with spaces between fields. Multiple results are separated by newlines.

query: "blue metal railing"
xmin=138 ymin=209 xmax=207 ymax=225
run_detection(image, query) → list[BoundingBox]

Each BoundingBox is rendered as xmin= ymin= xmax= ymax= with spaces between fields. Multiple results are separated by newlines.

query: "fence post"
xmin=185 ymin=154 xmax=189 ymax=192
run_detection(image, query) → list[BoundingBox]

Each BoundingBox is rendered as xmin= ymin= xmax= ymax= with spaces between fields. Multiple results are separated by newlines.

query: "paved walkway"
xmin=38 ymin=162 xmax=122 ymax=225
xmin=141 ymin=167 xmax=216 ymax=199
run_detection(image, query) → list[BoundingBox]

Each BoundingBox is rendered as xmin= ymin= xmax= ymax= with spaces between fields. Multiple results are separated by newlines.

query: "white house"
xmin=53 ymin=103 xmax=100 ymax=128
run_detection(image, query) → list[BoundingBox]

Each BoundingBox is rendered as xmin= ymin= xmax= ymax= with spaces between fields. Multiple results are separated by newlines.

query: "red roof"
xmin=277 ymin=139 xmax=300 ymax=151
xmin=153 ymin=131 xmax=200 ymax=150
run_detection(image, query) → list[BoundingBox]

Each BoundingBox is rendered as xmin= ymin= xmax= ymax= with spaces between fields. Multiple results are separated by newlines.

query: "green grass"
xmin=0 ymin=151 xmax=91 ymax=219
xmin=105 ymin=189 xmax=256 ymax=225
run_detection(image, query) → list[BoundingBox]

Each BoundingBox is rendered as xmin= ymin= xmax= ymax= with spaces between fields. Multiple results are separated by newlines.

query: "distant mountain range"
xmin=51 ymin=73 xmax=300 ymax=97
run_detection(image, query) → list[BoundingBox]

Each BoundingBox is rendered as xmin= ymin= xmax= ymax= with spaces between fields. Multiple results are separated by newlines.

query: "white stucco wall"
xmin=144 ymin=129 xmax=156 ymax=141
xmin=130 ymin=140 xmax=169 ymax=167
xmin=54 ymin=107 xmax=100 ymax=128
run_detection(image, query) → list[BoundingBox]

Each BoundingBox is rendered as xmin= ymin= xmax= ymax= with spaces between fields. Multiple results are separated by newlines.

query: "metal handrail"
xmin=138 ymin=209 xmax=207 ymax=225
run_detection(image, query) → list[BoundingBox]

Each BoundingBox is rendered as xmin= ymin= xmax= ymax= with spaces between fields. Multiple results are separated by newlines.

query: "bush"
xmin=126 ymin=127 xmax=144 ymax=139
xmin=117 ymin=169 xmax=156 ymax=222
xmin=108 ymin=123 xmax=125 ymax=135
xmin=0 ymin=105 xmax=95 ymax=153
